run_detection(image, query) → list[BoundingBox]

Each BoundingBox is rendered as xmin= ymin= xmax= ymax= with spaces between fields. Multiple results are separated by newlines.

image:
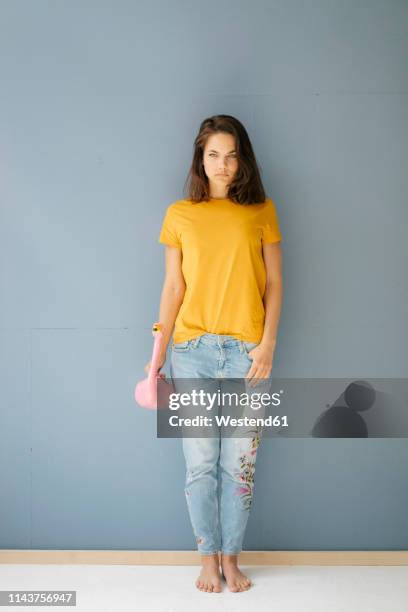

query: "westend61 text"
xmin=168 ymin=390 xmax=282 ymax=411
xmin=168 ymin=414 xmax=288 ymax=427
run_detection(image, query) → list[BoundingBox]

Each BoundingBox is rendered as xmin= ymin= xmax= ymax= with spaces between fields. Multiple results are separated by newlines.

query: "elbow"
xmin=165 ymin=282 xmax=186 ymax=298
xmin=265 ymin=277 xmax=283 ymax=290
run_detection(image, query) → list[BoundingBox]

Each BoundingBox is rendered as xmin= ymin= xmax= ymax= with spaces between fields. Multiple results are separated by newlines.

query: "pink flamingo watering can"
xmin=134 ymin=322 xmax=174 ymax=409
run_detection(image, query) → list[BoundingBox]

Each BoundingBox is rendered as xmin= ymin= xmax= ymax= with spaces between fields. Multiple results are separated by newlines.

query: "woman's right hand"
xmin=144 ymin=354 xmax=167 ymax=378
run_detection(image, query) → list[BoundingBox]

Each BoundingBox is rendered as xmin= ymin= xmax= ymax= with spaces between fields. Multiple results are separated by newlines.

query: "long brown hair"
xmin=183 ymin=114 xmax=267 ymax=205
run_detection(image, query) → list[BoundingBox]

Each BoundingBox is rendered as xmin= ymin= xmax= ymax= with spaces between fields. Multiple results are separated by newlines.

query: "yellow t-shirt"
xmin=158 ymin=197 xmax=282 ymax=344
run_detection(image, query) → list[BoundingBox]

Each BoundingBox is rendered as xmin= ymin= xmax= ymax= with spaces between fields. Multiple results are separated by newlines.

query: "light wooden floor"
xmin=1 ymin=563 xmax=408 ymax=611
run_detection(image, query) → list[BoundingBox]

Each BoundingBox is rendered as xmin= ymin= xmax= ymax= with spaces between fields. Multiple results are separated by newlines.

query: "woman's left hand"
xmin=245 ymin=342 xmax=275 ymax=388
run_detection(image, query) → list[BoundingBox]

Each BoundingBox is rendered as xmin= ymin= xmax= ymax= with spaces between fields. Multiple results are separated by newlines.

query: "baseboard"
xmin=1 ymin=550 xmax=408 ymax=565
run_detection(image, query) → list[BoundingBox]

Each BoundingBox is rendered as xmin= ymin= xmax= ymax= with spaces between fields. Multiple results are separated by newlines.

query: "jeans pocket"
xmin=243 ymin=341 xmax=258 ymax=355
xmin=172 ymin=340 xmax=191 ymax=352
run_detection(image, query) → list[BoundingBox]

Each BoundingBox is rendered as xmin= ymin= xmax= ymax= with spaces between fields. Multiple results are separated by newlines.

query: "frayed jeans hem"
xmin=199 ymin=550 xmax=219 ymax=556
xmin=221 ymin=550 xmax=242 ymax=555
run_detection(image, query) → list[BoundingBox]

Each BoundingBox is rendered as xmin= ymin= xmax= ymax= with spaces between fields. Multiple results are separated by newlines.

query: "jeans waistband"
xmin=192 ymin=333 xmax=245 ymax=350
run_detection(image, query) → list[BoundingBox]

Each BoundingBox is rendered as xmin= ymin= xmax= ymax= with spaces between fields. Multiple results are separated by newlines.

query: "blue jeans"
xmin=170 ymin=332 xmax=269 ymax=556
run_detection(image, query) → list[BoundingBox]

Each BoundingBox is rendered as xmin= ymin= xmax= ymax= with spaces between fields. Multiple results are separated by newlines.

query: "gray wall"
xmin=1 ymin=0 xmax=407 ymax=551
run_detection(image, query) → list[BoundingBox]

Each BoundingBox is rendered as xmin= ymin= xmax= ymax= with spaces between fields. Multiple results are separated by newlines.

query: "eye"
xmin=208 ymin=153 xmax=237 ymax=157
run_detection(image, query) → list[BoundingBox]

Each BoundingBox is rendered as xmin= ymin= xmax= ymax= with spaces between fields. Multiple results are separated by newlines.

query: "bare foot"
xmin=221 ymin=554 xmax=252 ymax=592
xmin=195 ymin=553 xmax=222 ymax=593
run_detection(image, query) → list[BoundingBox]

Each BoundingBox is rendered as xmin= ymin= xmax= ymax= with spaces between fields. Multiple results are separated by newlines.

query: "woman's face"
xmin=202 ymin=132 xmax=239 ymax=195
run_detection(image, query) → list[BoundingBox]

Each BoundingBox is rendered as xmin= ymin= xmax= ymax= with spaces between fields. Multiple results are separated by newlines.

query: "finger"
xmin=245 ymin=366 xmax=256 ymax=382
xmin=250 ymin=367 xmax=271 ymax=387
xmin=248 ymin=367 xmax=267 ymax=387
xmin=246 ymin=368 xmax=259 ymax=387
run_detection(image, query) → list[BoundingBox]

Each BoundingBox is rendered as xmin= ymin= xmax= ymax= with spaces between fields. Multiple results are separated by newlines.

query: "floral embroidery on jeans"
xmin=234 ymin=427 xmax=262 ymax=510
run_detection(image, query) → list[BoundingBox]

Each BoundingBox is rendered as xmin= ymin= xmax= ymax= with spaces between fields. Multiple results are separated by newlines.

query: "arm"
xmin=260 ymin=241 xmax=283 ymax=351
xmin=246 ymin=241 xmax=283 ymax=385
xmin=156 ymin=245 xmax=186 ymax=361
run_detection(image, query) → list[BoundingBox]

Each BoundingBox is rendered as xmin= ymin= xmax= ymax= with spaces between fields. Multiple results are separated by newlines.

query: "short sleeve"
xmin=158 ymin=205 xmax=181 ymax=248
xmin=262 ymin=199 xmax=282 ymax=244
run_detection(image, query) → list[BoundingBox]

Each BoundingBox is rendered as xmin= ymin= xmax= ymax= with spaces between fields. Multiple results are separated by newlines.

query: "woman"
xmin=145 ymin=114 xmax=283 ymax=593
